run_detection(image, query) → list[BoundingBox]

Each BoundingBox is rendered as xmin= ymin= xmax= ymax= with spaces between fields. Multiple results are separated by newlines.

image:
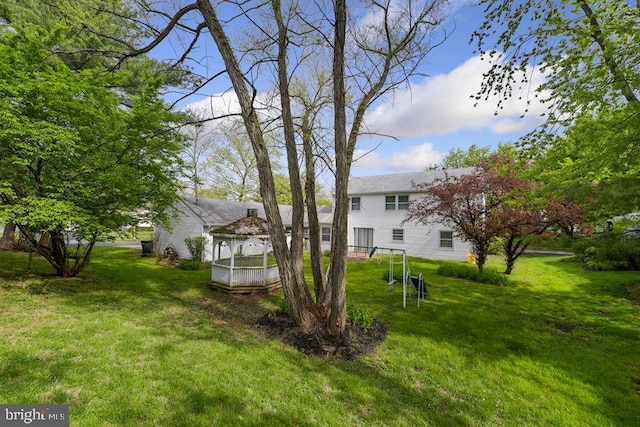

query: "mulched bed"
xmin=255 ymin=311 xmax=387 ymax=360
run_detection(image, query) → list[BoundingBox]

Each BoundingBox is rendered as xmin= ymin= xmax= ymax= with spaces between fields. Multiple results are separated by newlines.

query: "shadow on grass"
xmin=0 ymin=248 xmax=273 ymax=343
xmin=2 ymin=249 xmax=638 ymax=425
xmin=344 ymin=255 xmax=640 ymax=425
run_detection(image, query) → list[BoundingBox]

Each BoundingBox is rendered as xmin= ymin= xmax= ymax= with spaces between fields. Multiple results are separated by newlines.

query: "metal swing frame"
xmin=355 ymin=245 xmax=424 ymax=308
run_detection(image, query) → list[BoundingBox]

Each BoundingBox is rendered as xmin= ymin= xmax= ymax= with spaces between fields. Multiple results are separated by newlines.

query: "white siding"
xmin=155 ymin=211 xmax=210 ymax=260
xmin=347 ymin=193 xmax=471 ymax=261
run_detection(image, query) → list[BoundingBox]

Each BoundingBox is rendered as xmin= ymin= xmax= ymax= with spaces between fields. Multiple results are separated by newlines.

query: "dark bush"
xmin=436 ymin=263 xmax=510 ymax=286
xmin=572 ymin=234 xmax=640 ymax=271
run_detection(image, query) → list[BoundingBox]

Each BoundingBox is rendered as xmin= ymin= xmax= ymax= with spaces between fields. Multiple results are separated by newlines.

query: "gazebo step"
xmin=210 ymin=281 xmax=282 ymax=294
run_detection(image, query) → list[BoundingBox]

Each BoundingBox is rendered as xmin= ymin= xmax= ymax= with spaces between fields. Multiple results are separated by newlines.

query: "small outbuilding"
xmin=209 ymin=209 xmax=282 ymax=293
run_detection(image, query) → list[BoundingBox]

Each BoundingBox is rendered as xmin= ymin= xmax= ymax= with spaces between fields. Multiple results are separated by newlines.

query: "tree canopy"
xmin=473 ymin=0 xmax=639 ymax=129
xmin=406 ymin=155 xmax=584 ymax=273
xmin=107 ymin=0 xmax=452 ymax=335
xmin=0 ymin=25 xmax=184 ymax=276
xmin=474 ymin=0 xmax=639 ymax=221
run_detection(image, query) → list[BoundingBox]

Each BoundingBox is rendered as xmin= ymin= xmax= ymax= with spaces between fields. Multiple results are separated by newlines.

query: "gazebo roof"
xmin=210 ymin=215 xmax=271 ymax=239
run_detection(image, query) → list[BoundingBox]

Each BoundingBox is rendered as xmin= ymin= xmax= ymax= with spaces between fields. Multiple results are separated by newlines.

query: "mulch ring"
xmin=255 ymin=311 xmax=387 ymax=361
xmin=627 ymin=282 xmax=640 ymax=304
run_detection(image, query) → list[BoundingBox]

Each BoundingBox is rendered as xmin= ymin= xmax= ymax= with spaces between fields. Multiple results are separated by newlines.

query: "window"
xmin=386 ymin=195 xmax=409 ymax=210
xmin=385 ymin=196 xmax=396 ymax=210
xmin=321 ymin=227 xmax=331 ymax=242
xmin=398 ymin=195 xmax=409 ymax=210
xmin=392 ymin=228 xmax=404 ymax=241
xmin=351 ymin=197 xmax=361 ymax=211
xmin=440 ymin=230 xmax=454 ymax=248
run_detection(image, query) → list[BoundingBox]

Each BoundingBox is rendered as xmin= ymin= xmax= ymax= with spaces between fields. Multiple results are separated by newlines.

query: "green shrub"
xmin=178 ymin=260 xmax=204 ymax=271
xmin=274 ymin=295 xmax=289 ymax=314
xmin=572 ymin=234 xmax=640 ymax=271
xmin=436 ymin=263 xmax=510 ymax=286
xmin=184 ymin=236 xmax=207 ymax=262
xmin=346 ymin=302 xmax=373 ymax=329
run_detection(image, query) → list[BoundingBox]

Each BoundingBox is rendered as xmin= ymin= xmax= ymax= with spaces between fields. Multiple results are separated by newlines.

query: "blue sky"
xmin=350 ymin=0 xmax=548 ymax=176
xmin=155 ymin=1 xmax=548 ymax=178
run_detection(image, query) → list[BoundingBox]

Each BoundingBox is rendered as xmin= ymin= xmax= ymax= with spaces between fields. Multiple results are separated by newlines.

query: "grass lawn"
xmin=1 ymin=248 xmax=639 ymax=426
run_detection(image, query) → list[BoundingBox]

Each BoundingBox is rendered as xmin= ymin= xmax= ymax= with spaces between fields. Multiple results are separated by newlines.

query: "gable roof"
xmin=348 ymin=168 xmax=474 ymax=195
xmin=178 ymin=197 xmax=294 ymax=227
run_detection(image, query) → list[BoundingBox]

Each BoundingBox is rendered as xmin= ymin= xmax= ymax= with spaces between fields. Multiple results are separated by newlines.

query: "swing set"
xmin=349 ymin=245 xmax=426 ymax=307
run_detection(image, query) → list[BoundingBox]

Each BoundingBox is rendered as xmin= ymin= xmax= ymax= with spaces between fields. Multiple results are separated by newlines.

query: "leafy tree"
xmin=406 ymin=155 xmax=584 ymax=273
xmin=114 ymin=0 xmax=450 ymax=336
xmin=473 ymin=0 xmax=639 ymax=216
xmin=181 ymin=108 xmax=218 ymax=204
xmin=429 ymin=143 xmax=519 ymax=170
xmin=208 ymin=118 xmax=271 ymax=202
xmin=429 ymin=144 xmax=492 ymax=170
xmin=0 ymin=26 xmax=184 ymax=277
xmin=405 ymin=167 xmax=505 ymax=273
xmin=495 ymin=196 xmax=584 ymax=274
xmin=535 ymin=104 xmax=640 ymax=220
xmin=273 ymin=174 xmax=332 ymax=206
xmin=473 ymin=0 xmax=639 ymax=128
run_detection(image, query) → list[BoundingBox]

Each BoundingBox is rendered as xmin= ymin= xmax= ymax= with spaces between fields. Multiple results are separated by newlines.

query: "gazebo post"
xmin=211 ymin=239 xmax=219 ymax=283
xmin=262 ymin=240 xmax=268 ymax=285
xmin=229 ymin=240 xmax=236 ymax=288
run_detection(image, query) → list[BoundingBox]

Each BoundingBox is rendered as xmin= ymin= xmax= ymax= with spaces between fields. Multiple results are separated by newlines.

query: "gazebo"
xmin=209 ymin=209 xmax=282 ymax=293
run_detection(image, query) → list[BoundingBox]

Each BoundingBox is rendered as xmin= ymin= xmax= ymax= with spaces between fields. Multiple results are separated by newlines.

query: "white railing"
xmin=212 ymin=264 xmax=280 ymax=287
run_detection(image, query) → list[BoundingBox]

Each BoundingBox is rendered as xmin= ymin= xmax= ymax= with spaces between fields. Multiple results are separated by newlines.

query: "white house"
xmin=347 ymin=169 xmax=473 ymax=261
xmin=157 ymin=168 xmax=474 ymax=262
xmin=155 ymin=197 xmax=333 ymax=261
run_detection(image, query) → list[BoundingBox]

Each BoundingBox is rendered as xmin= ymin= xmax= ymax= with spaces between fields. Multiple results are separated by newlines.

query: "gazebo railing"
xmin=211 ymin=264 xmax=280 ymax=286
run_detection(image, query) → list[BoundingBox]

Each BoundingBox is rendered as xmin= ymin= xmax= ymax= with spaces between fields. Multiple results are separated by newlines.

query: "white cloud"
xmin=364 ymin=55 xmax=549 ymax=138
xmin=184 ymin=92 xmax=242 ymax=118
xmin=352 ymin=142 xmax=444 ymax=171
xmin=183 ymin=90 xmax=282 ymax=136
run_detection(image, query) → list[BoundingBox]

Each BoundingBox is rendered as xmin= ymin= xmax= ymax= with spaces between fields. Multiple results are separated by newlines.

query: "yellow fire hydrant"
xmin=467 ymin=253 xmax=476 ymax=265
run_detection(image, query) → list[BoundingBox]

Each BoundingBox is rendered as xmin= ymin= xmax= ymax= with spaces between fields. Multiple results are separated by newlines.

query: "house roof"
xmin=316 ymin=205 xmax=333 ymax=224
xmin=177 ymin=197 xmax=301 ymax=227
xmin=348 ymin=168 xmax=474 ymax=195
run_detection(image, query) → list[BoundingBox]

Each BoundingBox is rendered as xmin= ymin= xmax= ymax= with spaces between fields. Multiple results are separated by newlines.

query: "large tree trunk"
xmin=271 ymin=0 xmax=309 ymax=298
xmin=15 ymin=225 xmax=94 ymax=277
xmin=302 ymin=116 xmax=329 ymax=308
xmin=503 ymin=234 xmax=529 ymax=275
xmin=196 ymin=0 xmax=316 ymax=330
xmin=0 ymin=222 xmax=16 ymax=250
xmin=327 ymin=0 xmax=348 ymax=335
xmin=473 ymin=239 xmax=489 ymax=274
